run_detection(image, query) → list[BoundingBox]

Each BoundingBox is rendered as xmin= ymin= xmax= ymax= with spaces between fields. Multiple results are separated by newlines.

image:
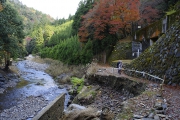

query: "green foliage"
xmin=92 ymin=34 xmax=118 ymax=55
xmin=0 ymin=0 xmax=6 ymax=4
xmin=29 ymin=27 xmax=44 ymax=53
xmin=166 ymin=10 xmax=176 ymax=15
xmin=71 ymin=0 xmax=94 ymax=36
xmin=43 ymin=25 xmax=54 ymax=40
xmin=25 ymin=38 xmax=35 ymax=54
xmin=52 ymin=15 xmax=73 ymax=26
xmin=47 ymin=20 xmax=73 ymax=47
xmin=34 ymin=20 xmax=93 ymax=65
xmin=0 ymin=2 xmax=26 ymax=60
xmin=70 ymin=77 xmax=84 ymax=93
xmin=9 ymin=0 xmax=54 ymax=35
xmin=165 ymin=0 xmax=180 ymax=15
xmin=108 ymin=41 xmax=132 ymax=66
xmin=81 ymin=40 xmax=93 ymax=64
xmin=40 ymin=35 xmax=93 ymax=65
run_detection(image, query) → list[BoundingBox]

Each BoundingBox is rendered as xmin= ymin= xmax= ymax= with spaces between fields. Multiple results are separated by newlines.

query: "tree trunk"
xmin=4 ymin=52 xmax=10 ymax=71
xmin=103 ymin=51 xmax=106 ymax=64
xmin=4 ymin=59 xmax=10 ymax=71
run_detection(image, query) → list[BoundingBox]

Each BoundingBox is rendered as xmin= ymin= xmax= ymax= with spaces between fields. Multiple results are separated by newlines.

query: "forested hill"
xmin=24 ymin=0 xmax=179 ymax=65
xmin=0 ymin=0 xmax=179 ymax=71
xmin=9 ymin=0 xmax=54 ymax=35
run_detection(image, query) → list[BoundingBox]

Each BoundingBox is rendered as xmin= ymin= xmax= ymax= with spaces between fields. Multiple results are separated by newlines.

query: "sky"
xmin=20 ymin=0 xmax=81 ymax=19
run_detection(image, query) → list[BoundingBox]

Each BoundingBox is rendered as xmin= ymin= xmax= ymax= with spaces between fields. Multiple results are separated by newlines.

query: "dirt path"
xmin=95 ymin=65 xmax=180 ymax=120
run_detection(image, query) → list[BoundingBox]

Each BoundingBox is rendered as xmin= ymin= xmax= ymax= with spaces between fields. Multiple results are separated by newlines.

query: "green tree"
xmin=47 ymin=20 xmax=73 ymax=47
xmin=43 ymin=25 xmax=54 ymax=46
xmin=0 ymin=2 xmax=25 ymax=70
xmin=31 ymin=27 xmax=44 ymax=53
xmin=71 ymin=0 xmax=94 ymax=36
xmin=25 ymin=38 xmax=35 ymax=54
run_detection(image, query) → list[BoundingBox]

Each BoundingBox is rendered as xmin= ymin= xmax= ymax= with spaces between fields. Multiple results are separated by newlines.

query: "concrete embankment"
xmin=87 ymin=74 xmax=146 ymax=96
xmin=32 ymin=93 xmax=65 ymax=120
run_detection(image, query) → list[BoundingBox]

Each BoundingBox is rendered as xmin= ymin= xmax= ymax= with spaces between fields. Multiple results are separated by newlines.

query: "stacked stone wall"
xmin=126 ymin=20 xmax=180 ymax=85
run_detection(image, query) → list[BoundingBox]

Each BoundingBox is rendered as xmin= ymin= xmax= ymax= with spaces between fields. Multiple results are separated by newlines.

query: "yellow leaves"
xmin=0 ymin=3 xmax=3 ymax=12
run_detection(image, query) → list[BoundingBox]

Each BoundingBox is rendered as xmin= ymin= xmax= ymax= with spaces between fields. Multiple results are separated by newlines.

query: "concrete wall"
xmin=32 ymin=93 xmax=65 ymax=120
xmin=87 ymin=75 xmax=146 ymax=96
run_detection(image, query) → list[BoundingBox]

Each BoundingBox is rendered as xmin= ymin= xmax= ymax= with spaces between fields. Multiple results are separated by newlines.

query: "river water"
xmin=0 ymin=56 xmax=69 ymax=119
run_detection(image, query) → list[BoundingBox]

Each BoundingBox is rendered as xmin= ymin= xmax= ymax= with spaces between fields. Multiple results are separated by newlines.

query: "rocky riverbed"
xmin=64 ymin=66 xmax=180 ymax=120
xmin=1 ymin=56 xmax=180 ymax=120
xmin=0 ymin=55 xmax=69 ymax=120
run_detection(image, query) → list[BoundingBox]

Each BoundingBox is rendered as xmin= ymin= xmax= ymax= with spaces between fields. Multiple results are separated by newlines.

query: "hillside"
xmin=108 ymin=36 xmax=132 ymax=66
xmin=9 ymin=0 xmax=54 ymax=35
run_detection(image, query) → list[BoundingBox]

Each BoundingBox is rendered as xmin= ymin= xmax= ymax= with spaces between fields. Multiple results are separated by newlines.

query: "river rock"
xmin=72 ymin=85 xmax=100 ymax=105
xmin=56 ymin=73 xmax=71 ymax=84
xmin=0 ymin=88 xmax=5 ymax=94
xmin=62 ymin=105 xmax=99 ymax=120
xmin=154 ymin=115 xmax=160 ymax=120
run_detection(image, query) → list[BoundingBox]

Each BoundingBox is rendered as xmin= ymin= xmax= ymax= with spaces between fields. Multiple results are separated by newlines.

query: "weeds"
xmin=31 ymin=55 xmax=88 ymax=78
xmin=86 ymin=62 xmax=98 ymax=75
xmin=71 ymin=77 xmax=84 ymax=93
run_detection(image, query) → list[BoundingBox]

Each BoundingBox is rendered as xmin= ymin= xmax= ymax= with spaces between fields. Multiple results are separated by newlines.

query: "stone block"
xmin=32 ymin=93 xmax=65 ymax=120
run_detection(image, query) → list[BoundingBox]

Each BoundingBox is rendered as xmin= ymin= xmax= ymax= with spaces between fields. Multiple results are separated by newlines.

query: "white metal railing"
xmin=112 ymin=67 xmax=164 ymax=84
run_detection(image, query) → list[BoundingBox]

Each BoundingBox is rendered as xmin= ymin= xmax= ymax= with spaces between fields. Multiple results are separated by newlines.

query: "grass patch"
xmin=71 ymin=77 xmax=84 ymax=93
xmin=32 ymin=56 xmax=88 ymax=78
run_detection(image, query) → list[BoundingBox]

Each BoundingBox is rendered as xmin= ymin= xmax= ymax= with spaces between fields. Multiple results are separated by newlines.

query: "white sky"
xmin=20 ymin=0 xmax=81 ymax=19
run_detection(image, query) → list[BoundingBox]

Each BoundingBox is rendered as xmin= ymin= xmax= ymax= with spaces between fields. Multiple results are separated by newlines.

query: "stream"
xmin=0 ymin=55 xmax=70 ymax=120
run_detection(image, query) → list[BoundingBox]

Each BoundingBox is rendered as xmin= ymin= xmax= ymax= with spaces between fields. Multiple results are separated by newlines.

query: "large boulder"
xmin=62 ymin=104 xmax=100 ymax=120
xmin=56 ymin=73 xmax=72 ymax=84
xmin=62 ymin=104 xmax=114 ymax=120
xmin=72 ymin=85 xmax=100 ymax=105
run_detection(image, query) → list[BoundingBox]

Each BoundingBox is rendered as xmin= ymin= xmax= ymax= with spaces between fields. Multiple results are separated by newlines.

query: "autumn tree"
xmin=138 ymin=0 xmax=178 ymax=27
xmin=78 ymin=0 xmax=140 ymax=56
xmin=110 ymin=0 xmax=140 ymax=37
xmin=79 ymin=0 xmax=140 ymax=41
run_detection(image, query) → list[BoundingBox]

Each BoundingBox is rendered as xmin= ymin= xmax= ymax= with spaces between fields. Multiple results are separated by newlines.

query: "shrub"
xmin=71 ymin=77 xmax=84 ymax=93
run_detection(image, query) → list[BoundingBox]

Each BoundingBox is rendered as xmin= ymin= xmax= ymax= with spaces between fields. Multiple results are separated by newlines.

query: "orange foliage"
xmin=110 ymin=0 xmax=140 ymax=34
xmin=150 ymin=29 xmax=161 ymax=38
xmin=78 ymin=0 xmax=140 ymax=42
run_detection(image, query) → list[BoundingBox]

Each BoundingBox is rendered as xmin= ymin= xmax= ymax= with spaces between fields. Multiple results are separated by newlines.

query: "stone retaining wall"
xmin=32 ymin=93 xmax=65 ymax=120
xmin=126 ymin=19 xmax=180 ymax=85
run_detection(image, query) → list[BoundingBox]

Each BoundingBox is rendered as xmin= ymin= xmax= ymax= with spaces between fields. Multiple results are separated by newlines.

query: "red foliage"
xmin=138 ymin=0 xmax=164 ymax=26
xmin=140 ymin=6 xmax=159 ymax=23
xmin=110 ymin=0 xmax=140 ymax=35
xmin=78 ymin=0 xmax=140 ymax=42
